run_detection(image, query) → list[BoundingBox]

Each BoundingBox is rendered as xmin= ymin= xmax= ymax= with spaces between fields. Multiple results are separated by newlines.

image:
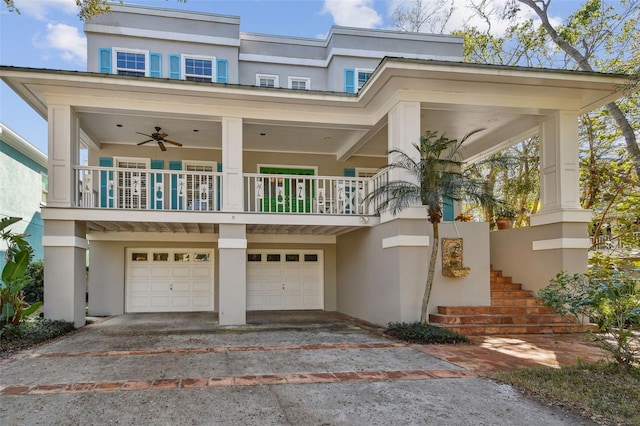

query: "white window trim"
xmin=256 ymin=164 xmax=319 ymax=175
xmin=41 ymin=172 xmax=48 ymax=206
xmin=256 ymin=73 xmax=279 ymax=88
xmin=113 ymin=47 xmax=149 ymax=77
xmin=183 ymin=160 xmax=218 ymax=171
xmin=355 ymin=167 xmax=378 ymax=178
xmin=114 ymin=157 xmax=151 ymax=169
xmin=355 ymin=68 xmax=374 ymax=89
xmin=288 ymin=76 xmax=311 ymax=90
xmin=181 ymin=54 xmax=216 ymax=82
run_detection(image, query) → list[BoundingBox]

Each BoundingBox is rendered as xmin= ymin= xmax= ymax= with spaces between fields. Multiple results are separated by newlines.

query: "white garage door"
xmin=247 ymin=250 xmax=323 ymax=310
xmin=126 ymin=248 xmax=214 ymax=313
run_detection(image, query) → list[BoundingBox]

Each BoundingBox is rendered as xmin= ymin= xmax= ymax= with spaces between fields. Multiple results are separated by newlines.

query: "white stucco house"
xmin=0 ymin=5 xmax=632 ymax=331
xmin=0 ymin=123 xmax=47 ymax=268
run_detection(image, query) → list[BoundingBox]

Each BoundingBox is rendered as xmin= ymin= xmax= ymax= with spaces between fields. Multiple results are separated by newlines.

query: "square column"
xmin=221 ymin=117 xmax=243 ymax=212
xmin=388 ymin=101 xmax=421 ymax=183
xmin=43 ymin=220 xmax=87 ymax=327
xmin=47 ymin=104 xmax=79 ymax=207
xmin=218 ymin=224 xmax=247 ymax=325
xmin=533 ymin=110 xmax=591 ymax=225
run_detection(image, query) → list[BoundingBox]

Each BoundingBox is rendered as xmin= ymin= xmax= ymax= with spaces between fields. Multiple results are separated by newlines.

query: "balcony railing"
xmin=75 ymin=166 xmax=222 ymax=211
xmin=74 ymin=166 xmax=387 ymax=215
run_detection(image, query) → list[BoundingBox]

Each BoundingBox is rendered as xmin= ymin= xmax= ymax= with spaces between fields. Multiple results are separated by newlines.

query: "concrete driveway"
xmin=1 ymin=312 xmax=598 ymax=425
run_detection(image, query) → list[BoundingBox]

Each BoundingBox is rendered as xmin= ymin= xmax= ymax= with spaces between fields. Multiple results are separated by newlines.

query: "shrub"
xmin=23 ymin=259 xmax=44 ymax=304
xmin=539 ymin=265 xmax=640 ymax=372
xmin=387 ymin=321 xmax=470 ymax=344
xmin=1 ymin=318 xmax=74 ymax=356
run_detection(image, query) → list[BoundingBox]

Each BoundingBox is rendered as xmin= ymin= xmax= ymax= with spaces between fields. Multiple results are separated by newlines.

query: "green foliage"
xmin=23 ymin=260 xmax=44 ymax=304
xmin=539 ymin=265 xmax=640 ymax=371
xmin=1 ymin=217 xmax=41 ymax=336
xmin=387 ymin=321 xmax=470 ymax=344
xmin=1 ymin=318 xmax=74 ymax=355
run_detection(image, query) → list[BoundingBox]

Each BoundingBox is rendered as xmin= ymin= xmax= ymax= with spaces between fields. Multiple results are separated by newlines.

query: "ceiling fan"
xmin=136 ymin=127 xmax=183 ymax=151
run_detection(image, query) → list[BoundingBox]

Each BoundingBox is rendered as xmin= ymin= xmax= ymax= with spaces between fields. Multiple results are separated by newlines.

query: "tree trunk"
xmin=420 ymin=219 xmax=439 ymax=324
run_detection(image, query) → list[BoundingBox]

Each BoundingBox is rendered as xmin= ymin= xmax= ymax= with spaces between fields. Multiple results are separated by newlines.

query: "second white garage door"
xmin=126 ymin=248 xmax=214 ymax=313
xmin=247 ymin=250 xmax=323 ymax=310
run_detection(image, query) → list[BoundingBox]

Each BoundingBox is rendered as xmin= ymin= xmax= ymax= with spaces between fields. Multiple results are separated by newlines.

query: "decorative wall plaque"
xmin=442 ymin=238 xmax=470 ymax=277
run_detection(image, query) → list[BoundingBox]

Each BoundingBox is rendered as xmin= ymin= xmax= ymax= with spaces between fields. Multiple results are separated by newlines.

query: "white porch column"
xmin=532 ymin=111 xmax=591 ymax=225
xmin=221 ymin=117 xmax=244 ymax=212
xmin=43 ymin=220 xmax=87 ymax=328
xmin=388 ymin=101 xmax=421 ymax=182
xmin=47 ymin=104 xmax=79 ymax=207
xmin=218 ymin=224 xmax=247 ymax=325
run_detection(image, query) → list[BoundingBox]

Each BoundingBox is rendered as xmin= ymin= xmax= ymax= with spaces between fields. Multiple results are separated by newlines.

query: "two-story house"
xmin=0 ymin=4 xmax=631 ymax=330
xmin=0 ymin=123 xmax=47 ymax=268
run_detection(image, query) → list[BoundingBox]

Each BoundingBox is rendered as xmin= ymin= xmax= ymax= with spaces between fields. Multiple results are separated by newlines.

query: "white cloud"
xmin=13 ymin=0 xmax=78 ymax=21
xmin=323 ymin=0 xmax=382 ymax=28
xmin=33 ymin=22 xmax=87 ymax=65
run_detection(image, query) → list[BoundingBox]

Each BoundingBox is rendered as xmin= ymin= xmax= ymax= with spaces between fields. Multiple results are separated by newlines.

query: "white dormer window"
xmin=183 ymin=55 xmax=215 ymax=82
xmin=256 ymin=74 xmax=279 ymax=88
xmin=288 ymin=77 xmax=310 ymax=90
xmin=356 ymin=69 xmax=373 ymax=89
xmin=114 ymin=48 xmax=148 ymax=77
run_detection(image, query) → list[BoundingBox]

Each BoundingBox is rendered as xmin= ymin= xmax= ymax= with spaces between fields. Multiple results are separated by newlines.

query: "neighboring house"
xmin=0 ymin=123 xmax=47 ymax=268
xmin=0 ymin=4 xmax=632 ymax=328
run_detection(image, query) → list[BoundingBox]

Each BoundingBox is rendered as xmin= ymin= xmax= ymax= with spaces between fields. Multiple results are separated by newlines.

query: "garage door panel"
xmin=151 ymin=267 xmax=170 ymax=278
xmin=150 ymin=296 xmax=171 ymax=308
xmin=193 ymin=281 xmax=211 ymax=292
xmin=172 ymin=281 xmax=191 ymax=292
xmin=129 ymin=266 xmax=150 ymax=278
xmin=128 ymin=281 xmax=150 ymax=292
xmin=192 ymin=266 xmax=212 ymax=278
xmin=150 ymin=282 xmax=170 ymax=292
xmin=171 ymin=267 xmax=191 ymax=278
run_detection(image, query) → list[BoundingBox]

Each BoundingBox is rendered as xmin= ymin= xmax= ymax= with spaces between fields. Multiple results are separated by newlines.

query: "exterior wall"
xmin=85 ymin=4 xmax=464 ymax=93
xmin=0 ymin=126 xmax=47 ymax=266
xmin=490 ymin=223 xmax=589 ymax=294
xmin=88 ymin=144 xmax=222 ymax=167
xmin=336 ymin=219 xmax=490 ymax=326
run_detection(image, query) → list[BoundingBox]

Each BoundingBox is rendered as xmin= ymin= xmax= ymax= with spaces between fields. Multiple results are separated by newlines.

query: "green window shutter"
xmin=99 ymin=157 xmax=113 ymax=207
xmin=169 ymin=54 xmax=181 ymax=80
xmin=443 ymin=197 xmax=454 ymax=221
xmin=344 ymin=68 xmax=355 ymax=93
xmin=150 ymin=160 xmax=164 ymax=209
xmin=169 ymin=161 xmax=182 ymax=209
xmin=216 ymin=59 xmax=228 ymax=83
xmin=217 ymin=163 xmax=223 ymax=172
xmin=149 ymin=52 xmax=162 ymax=78
xmin=343 ymin=168 xmax=356 ymax=177
xmin=99 ymin=48 xmax=112 ymax=74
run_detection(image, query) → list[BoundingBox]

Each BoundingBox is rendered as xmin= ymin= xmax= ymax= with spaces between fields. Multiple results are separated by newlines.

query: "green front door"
xmin=259 ymin=167 xmax=315 ymax=213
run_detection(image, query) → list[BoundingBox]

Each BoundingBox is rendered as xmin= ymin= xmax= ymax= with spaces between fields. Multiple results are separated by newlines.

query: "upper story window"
xmin=256 ymin=74 xmax=279 ymax=88
xmin=115 ymin=49 xmax=148 ymax=77
xmin=356 ymin=69 xmax=373 ymax=89
xmin=344 ymin=68 xmax=374 ymax=93
xmin=288 ymin=77 xmax=310 ymax=90
xmin=183 ymin=55 xmax=215 ymax=82
xmin=41 ymin=173 xmax=48 ymax=205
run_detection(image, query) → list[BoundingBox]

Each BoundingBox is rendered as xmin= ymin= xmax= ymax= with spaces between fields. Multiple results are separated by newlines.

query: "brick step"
xmin=490 ymin=283 xmax=523 ymax=291
xmin=429 ymin=313 xmax=578 ymax=325
xmin=491 ymin=297 xmax=545 ymax=307
xmin=490 ymin=290 xmax=534 ymax=298
xmin=437 ymin=305 xmax=556 ymax=315
xmin=490 ymin=275 xmax=512 ymax=284
xmin=435 ymin=323 xmax=597 ymax=336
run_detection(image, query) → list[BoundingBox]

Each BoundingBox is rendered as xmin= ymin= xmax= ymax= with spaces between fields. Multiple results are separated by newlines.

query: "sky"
xmin=0 ymin=0 xmax=584 ymax=155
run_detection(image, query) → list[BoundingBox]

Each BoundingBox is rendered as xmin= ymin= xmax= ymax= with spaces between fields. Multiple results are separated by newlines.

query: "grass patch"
xmin=1 ymin=318 xmax=75 ymax=358
xmin=386 ymin=321 xmax=470 ymax=344
xmin=495 ymin=362 xmax=640 ymax=426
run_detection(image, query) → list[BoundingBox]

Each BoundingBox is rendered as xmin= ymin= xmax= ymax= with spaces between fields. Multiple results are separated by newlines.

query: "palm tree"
xmin=368 ymin=130 xmax=494 ymax=324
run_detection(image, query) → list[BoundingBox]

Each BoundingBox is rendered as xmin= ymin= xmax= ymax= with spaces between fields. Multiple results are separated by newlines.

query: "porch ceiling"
xmin=86 ymin=220 xmax=358 ymax=236
xmin=2 ymin=63 xmax=629 ymax=161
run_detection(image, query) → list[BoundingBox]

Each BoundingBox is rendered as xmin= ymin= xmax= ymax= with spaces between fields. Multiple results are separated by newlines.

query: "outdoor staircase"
xmin=430 ymin=269 xmax=595 ymax=335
